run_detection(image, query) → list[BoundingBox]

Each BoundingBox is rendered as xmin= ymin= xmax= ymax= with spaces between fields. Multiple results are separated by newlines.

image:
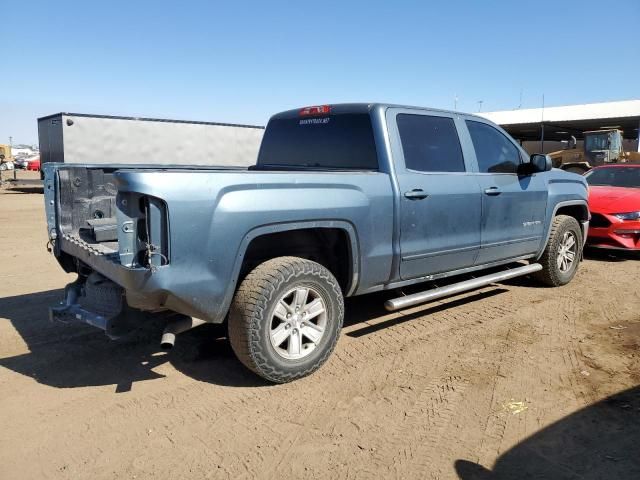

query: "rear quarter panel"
xmin=114 ymin=169 xmax=394 ymax=322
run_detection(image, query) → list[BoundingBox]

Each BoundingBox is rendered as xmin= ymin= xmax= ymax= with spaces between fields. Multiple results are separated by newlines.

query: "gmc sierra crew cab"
xmin=44 ymin=103 xmax=589 ymax=383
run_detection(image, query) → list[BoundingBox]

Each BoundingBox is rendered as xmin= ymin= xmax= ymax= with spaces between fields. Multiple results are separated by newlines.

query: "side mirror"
xmin=530 ymin=154 xmax=553 ymax=173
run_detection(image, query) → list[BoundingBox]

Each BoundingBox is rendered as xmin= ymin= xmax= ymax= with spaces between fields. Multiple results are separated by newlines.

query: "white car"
xmin=0 ymin=160 xmax=15 ymax=171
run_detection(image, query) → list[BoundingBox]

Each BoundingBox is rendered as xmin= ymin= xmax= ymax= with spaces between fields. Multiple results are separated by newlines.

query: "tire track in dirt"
xmin=331 ymin=288 xmax=536 ymax=478
xmin=337 ymin=288 xmax=519 ymax=369
xmin=386 ymin=374 xmax=469 ymax=479
xmin=0 ymin=269 xmax=590 ymax=480
xmin=231 ymin=289 xmax=523 ymax=478
xmin=472 ymin=323 xmax=515 ymax=469
xmin=468 ymin=286 xmax=617 ymax=471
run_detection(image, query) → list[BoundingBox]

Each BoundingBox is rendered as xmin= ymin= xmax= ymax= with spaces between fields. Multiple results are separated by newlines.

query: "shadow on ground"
xmin=455 ymin=385 xmax=640 ymax=479
xmin=1 ymin=186 xmax=44 ymax=194
xmin=0 ymin=278 xmax=511 ymax=392
xmin=0 ymin=289 xmax=266 ymax=391
xmin=343 ymin=288 xmax=507 ymax=337
xmin=1 ymin=286 xmax=443 ymax=392
xmin=584 ymin=247 xmax=640 ymax=262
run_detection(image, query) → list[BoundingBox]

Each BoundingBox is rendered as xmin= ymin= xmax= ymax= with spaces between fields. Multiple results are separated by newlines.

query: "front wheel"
xmin=534 ymin=215 xmax=583 ymax=287
xmin=228 ymin=256 xmax=344 ymax=383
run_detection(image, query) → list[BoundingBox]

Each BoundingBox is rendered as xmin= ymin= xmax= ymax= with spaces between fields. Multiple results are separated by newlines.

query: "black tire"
xmin=228 ymin=256 xmax=344 ymax=383
xmin=534 ymin=215 xmax=582 ymax=287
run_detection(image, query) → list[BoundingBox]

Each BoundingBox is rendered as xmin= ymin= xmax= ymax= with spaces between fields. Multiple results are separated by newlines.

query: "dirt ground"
xmin=1 ymin=172 xmax=639 ymax=480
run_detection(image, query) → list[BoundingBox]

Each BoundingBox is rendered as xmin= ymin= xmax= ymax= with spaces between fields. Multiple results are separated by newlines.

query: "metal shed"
xmin=38 ymin=113 xmax=265 ymax=170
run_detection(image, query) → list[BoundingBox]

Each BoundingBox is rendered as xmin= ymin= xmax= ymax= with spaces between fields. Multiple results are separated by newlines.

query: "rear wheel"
xmin=534 ymin=215 xmax=582 ymax=286
xmin=228 ymin=256 xmax=344 ymax=383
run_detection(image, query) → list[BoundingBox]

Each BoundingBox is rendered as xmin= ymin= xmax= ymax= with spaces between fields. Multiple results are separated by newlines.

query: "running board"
xmin=384 ymin=263 xmax=542 ymax=312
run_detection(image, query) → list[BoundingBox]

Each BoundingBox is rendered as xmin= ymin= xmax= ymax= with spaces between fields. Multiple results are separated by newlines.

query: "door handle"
xmin=404 ymin=189 xmax=429 ymax=200
xmin=484 ymin=187 xmax=502 ymax=196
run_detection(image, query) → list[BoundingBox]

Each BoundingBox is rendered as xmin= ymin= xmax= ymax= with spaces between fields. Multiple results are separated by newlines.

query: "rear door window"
xmin=466 ymin=120 xmax=521 ymax=174
xmin=257 ymin=113 xmax=378 ymax=170
xmin=397 ymin=114 xmax=465 ymax=172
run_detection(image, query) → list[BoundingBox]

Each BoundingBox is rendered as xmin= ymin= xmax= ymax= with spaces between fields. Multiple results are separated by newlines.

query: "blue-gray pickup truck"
xmin=44 ymin=103 xmax=589 ymax=382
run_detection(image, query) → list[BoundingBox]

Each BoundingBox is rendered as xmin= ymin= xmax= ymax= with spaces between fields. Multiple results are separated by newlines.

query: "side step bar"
xmin=384 ymin=263 xmax=542 ymax=312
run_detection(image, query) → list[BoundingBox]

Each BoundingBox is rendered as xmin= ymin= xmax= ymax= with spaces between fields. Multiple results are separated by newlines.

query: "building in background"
xmin=479 ymin=100 xmax=640 ymax=155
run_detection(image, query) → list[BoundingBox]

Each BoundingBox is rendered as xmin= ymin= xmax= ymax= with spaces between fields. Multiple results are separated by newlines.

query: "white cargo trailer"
xmin=38 ymin=113 xmax=265 ymax=173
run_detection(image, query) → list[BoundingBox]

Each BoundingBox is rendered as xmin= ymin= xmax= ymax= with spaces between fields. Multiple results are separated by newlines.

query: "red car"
xmin=584 ymin=164 xmax=640 ymax=250
xmin=26 ymin=157 xmax=41 ymax=171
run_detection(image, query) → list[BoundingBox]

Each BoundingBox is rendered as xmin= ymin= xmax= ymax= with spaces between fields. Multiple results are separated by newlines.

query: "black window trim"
xmin=465 ymin=118 xmax=525 ymax=175
xmin=396 ymin=112 xmax=468 ymax=175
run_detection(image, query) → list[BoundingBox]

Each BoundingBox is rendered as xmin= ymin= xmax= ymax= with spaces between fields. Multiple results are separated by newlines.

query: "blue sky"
xmin=2 ymin=0 xmax=639 ymax=144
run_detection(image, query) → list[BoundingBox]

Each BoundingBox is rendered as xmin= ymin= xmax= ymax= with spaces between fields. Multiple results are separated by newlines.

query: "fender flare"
xmin=536 ymin=200 xmax=589 ymax=259
xmin=214 ymin=220 xmax=361 ymax=323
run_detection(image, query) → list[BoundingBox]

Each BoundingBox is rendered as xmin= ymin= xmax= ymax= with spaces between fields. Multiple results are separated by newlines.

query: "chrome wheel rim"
xmin=557 ymin=231 xmax=577 ymax=273
xmin=269 ymin=286 xmax=328 ymax=360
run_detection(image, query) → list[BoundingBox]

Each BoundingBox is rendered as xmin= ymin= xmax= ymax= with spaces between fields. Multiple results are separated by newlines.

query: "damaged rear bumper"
xmin=49 ymin=274 xmax=150 ymax=339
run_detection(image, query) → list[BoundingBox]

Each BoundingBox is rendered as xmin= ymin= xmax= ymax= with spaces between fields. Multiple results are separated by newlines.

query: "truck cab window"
xmin=257 ymin=113 xmax=378 ymax=170
xmin=397 ymin=114 xmax=465 ymax=172
xmin=466 ymin=120 xmax=521 ymax=174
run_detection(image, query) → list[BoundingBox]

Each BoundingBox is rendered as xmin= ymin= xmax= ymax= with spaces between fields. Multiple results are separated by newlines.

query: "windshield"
xmin=585 ymin=167 xmax=640 ymax=188
xmin=585 ymin=133 xmax=610 ymax=152
xmin=257 ymin=113 xmax=378 ymax=170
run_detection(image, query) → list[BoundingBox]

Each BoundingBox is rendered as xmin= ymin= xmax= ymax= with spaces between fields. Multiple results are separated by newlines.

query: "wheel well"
xmin=556 ymin=204 xmax=589 ymax=223
xmin=239 ymin=228 xmax=354 ymax=293
xmin=555 ymin=204 xmax=589 ymax=239
xmin=560 ymin=163 xmax=589 ymax=173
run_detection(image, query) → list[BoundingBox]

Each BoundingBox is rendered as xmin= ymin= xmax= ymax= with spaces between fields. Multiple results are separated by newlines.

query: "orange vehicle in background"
xmin=0 ymin=144 xmax=12 ymax=162
xmin=549 ymin=129 xmax=640 ymax=174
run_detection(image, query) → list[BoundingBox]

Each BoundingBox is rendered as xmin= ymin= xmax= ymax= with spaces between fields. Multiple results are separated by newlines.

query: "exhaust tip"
xmin=160 ymin=332 xmax=176 ymax=350
xmin=160 ymin=316 xmax=207 ymax=350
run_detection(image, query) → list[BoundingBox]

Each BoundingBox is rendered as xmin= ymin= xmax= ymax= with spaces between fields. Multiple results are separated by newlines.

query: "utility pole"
xmin=454 ymin=94 xmax=458 ymax=111
xmin=540 ymin=94 xmax=545 ymax=152
xmin=518 ymin=89 xmax=523 ymax=109
xmin=477 ymin=100 xmax=483 ymax=112
xmin=8 ymin=135 xmax=16 ymax=180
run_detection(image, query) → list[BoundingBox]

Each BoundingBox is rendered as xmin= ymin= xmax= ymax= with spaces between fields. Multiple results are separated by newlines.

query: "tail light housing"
xmin=299 ymin=105 xmax=332 ymax=116
xmin=116 ymin=192 xmax=169 ymax=269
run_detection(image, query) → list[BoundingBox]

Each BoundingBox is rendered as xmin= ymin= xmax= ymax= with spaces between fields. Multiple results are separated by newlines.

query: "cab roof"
xmin=270 ymin=103 xmax=489 ymax=121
